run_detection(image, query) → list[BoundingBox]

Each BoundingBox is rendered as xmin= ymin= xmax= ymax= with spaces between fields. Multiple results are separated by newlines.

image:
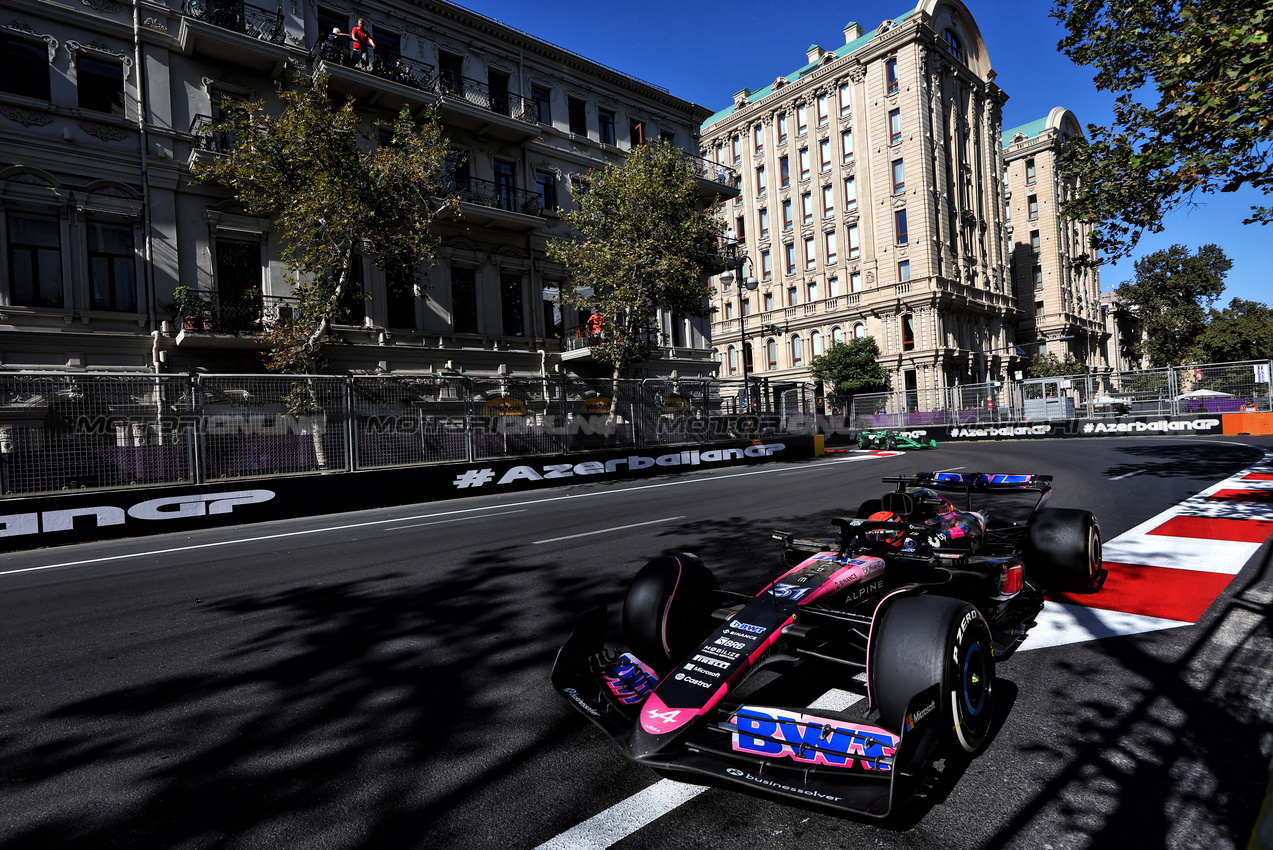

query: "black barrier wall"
xmin=0 ymin=439 xmax=804 ymax=552
xmin=829 ymin=415 xmax=1226 ymax=444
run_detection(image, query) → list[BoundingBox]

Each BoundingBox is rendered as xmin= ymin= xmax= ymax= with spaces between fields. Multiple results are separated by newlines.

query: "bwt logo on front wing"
xmin=0 ymin=490 xmax=275 ymax=538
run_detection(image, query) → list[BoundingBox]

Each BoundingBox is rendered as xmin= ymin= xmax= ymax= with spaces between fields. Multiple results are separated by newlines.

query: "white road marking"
xmin=534 ymin=779 xmax=708 ymax=850
xmin=533 ymin=516 xmax=686 ymax=545
xmin=935 ymin=466 xmax=966 ymax=473
xmin=1109 ymin=469 xmax=1145 ymax=480
xmin=384 ymin=509 xmax=526 ymax=531
xmin=1019 ymin=602 xmax=1191 ymax=651
xmin=1101 ymin=535 xmax=1259 ymax=573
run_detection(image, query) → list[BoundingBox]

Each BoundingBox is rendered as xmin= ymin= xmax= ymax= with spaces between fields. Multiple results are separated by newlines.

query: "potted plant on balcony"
xmin=171 ymin=285 xmax=211 ymax=331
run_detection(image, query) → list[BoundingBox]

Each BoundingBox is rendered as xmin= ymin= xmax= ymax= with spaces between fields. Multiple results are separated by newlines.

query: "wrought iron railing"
xmin=436 ymin=73 xmax=537 ymax=124
xmin=189 ymin=114 xmax=235 ymax=154
xmin=445 ymin=175 xmax=544 ymax=217
xmin=182 ymin=0 xmax=285 ymax=44
xmin=168 ymin=290 xmax=299 ymax=334
xmin=686 ymin=152 xmax=740 ymax=189
xmin=310 ymin=39 xmax=435 ymax=91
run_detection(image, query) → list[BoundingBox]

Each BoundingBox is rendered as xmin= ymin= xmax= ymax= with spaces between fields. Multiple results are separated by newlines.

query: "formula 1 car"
xmin=858 ymin=430 xmax=936 ymax=450
xmin=552 ymin=472 xmax=1104 ymax=818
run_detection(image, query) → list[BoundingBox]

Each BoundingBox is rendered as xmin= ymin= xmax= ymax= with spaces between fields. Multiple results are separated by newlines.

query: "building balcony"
xmin=169 ymin=290 xmax=298 ymax=348
xmin=435 ymin=74 xmax=541 ymax=144
xmin=178 ymin=0 xmax=293 ymax=78
xmin=310 ymin=41 xmax=437 ymax=115
xmin=684 ymin=152 xmax=741 ymax=200
xmin=444 ymin=176 xmax=546 ymax=233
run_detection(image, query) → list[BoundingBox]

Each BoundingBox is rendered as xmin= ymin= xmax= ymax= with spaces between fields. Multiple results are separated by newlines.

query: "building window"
xmin=7 ymin=212 xmax=62 ymax=308
xmin=1033 ymin=266 xmax=1043 ymax=289
xmin=501 ymin=273 xmax=524 ymax=336
xmin=387 ymin=267 xmax=416 ymax=330
xmin=535 ymin=170 xmax=557 ymax=211
xmin=791 ymin=334 xmax=803 ymax=366
xmin=848 ymin=224 xmax=860 ymax=259
xmin=660 ymin=129 xmax=676 ymax=146
xmin=759 ymin=207 xmax=770 ymax=238
xmin=817 ymin=94 xmax=828 ymax=125
xmin=724 ymin=300 xmax=734 ymax=320
xmin=780 ymin=156 xmax=790 ymax=187
xmin=804 ymin=236 xmax=816 ymax=269
xmin=808 ymin=280 xmax=818 ymax=301
xmin=897 ymin=259 xmax=911 ymax=283
xmin=1026 ymin=158 xmax=1036 ymax=184
xmin=841 ymin=128 xmax=853 ymax=162
xmin=2 ymin=34 xmax=51 ymax=100
xmin=451 ymin=267 xmax=478 ymax=333
xmin=892 ymin=159 xmax=905 ymax=194
xmin=942 ymin=29 xmax=963 ymax=62
xmin=542 ymin=282 xmax=563 ymax=338
xmin=756 ymin=165 xmax=766 ymax=195
xmin=822 ymin=185 xmax=834 ymax=217
xmin=811 ymin=330 xmax=823 ymax=358
xmin=833 ymin=326 xmax=844 ymax=344
xmin=598 ymin=109 xmax=615 ymax=145
xmin=438 ymin=52 xmax=463 ymax=90
xmin=886 ymin=58 xmax=898 ymax=95
xmin=742 ymin=296 xmax=752 ymax=315
xmin=839 ymin=82 xmax=851 ymax=115
xmin=799 ymin=148 xmax=810 ymax=180
xmin=853 ymin=322 xmax=866 ymax=339
xmin=214 ymin=238 xmax=261 ymax=302
xmin=1035 ymin=299 xmax=1045 ymax=316
xmin=736 ymin=215 xmax=746 ymax=240
xmin=889 ymin=108 xmax=901 ymax=145
xmin=633 ymin=118 xmax=647 ymax=148
xmin=851 ymin=271 xmax=862 ymax=292
xmin=801 ymin=192 xmax=812 ymax=224
xmin=825 ymin=230 xmax=837 ymax=264
xmin=727 ymin=346 xmax=738 ymax=376
xmin=530 ymin=84 xmax=551 ymax=125
xmin=788 ymin=284 xmax=798 ymax=306
xmin=568 ymin=97 xmax=586 ymax=135
xmin=754 ymin=123 xmax=764 ymax=153
xmin=902 ymin=314 xmax=915 ymax=350
xmin=78 ymin=55 xmax=124 ymax=116
xmin=785 ymin=243 xmax=795 ymax=275
xmin=488 ymin=70 xmax=511 ymax=116
xmin=761 ymin=250 xmax=772 ymax=280
xmin=782 ymin=199 xmax=793 ymax=229
xmin=797 ymin=103 xmax=808 ymax=134
xmin=493 ymin=160 xmax=516 ymax=210
xmin=828 ymin=276 xmax=839 ymax=297
xmin=777 ymin=112 xmax=788 ymax=143
xmin=894 ymin=208 xmax=908 ymax=244
xmin=819 ymin=139 xmax=831 ymax=171
xmin=767 ymin=338 xmax=778 ymax=370
xmin=764 ymin=291 xmax=774 ymax=311
xmin=1030 ymin=229 xmax=1041 ymax=255
xmin=88 ymin=222 xmax=136 ymax=312
xmin=844 ymin=175 xmax=857 ymax=209
xmin=1028 ymin=194 xmax=1039 ymax=220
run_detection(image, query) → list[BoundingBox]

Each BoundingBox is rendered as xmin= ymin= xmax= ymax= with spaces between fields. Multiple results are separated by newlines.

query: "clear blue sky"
xmin=461 ymin=0 xmax=1271 ymax=306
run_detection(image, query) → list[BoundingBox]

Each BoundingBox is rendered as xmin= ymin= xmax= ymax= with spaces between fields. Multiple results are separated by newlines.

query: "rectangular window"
xmin=1026 ymin=158 xmax=1036 ymax=184
xmin=759 ymin=208 xmax=769 ymax=238
xmin=632 ymin=118 xmax=646 ymax=148
xmin=1028 ymin=194 xmax=1039 ymax=220
xmin=1030 ymin=229 xmax=1041 ymax=255
xmin=777 ymin=112 xmax=788 ymax=143
xmin=535 ymin=170 xmax=557 ymax=211
xmin=828 ymin=276 xmax=839 ymax=297
xmin=761 ymin=250 xmax=772 ymax=280
xmin=886 ymin=58 xmax=898 ymax=95
xmin=568 ymin=97 xmax=587 ymax=135
xmin=892 ymin=158 xmax=905 ymax=194
xmin=841 ymin=128 xmax=853 ymax=162
xmin=817 ymin=94 xmax=828 ymax=125
xmin=785 ymin=285 xmax=798 ymax=307
xmin=851 ymin=271 xmax=862 ymax=292
xmin=822 ymin=185 xmax=834 ymax=217
xmin=530 ymin=84 xmax=552 ymax=125
xmin=819 ymin=139 xmax=830 ymax=171
xmin=488 ymin=70 xmax=511 ymax=116
xmin=598 ymin=109 xmax=615 ymax=145
xmin=808 ymin=280 xmax=818 ymax=301
xmin=797 ymin=104 xmax=807 ymax=134
xmin=894 ymin=208 xmax=909 ymax=244
xmin=754 ymin=123 xmax=764 ymax=153
xmin=501 ymin=273 xmax=524 ymax=337
xmin=77 ymin=55 xmax=124 ymax=116
xmin=780 ymin=156 xmax=790 ymax=187
xmin=493 ymin=161 xmax=516 ymax=211
xmin=804 ymin=236 xmax=816 ymax=269
xmin=801 ymin=192 xmax=812 ymax=224
xmin=736 ymin=215 xmax=745 ymax=240
xmin=824 ymin=230 xmax=837 ymax=264
xmin=724 ymin=301 xmax=734 ymax=320
xmin=660 ymin=129 xmax=676 ymax=146
xmin=889 ymin=108 xmax=901 ymax=145
xmin=7 ymin=212 xmax=62 ymax=308
xmin=2 ymin=34 xmax=51 ymax=100
xmin=451 ymin=267 xmax=478 ymax=333
xmin=785 ymin=243 xmax=795 ymax=274
xmin=742 ymin=296 xmax=752 ymax=315
xmin=839 ymin=82 xmax=851 ymax=115
xmin=438 ymin=52 xmax=463 ymax=91
xmin=756 ymin=165 xmax=766 ymax=195
xmin=1033 ymin=266 xmax=1043 ymax=289
xmin=799 ymin=147 xmax=809 ymax=180
xmin=1035 ymin=299 xmax=1044 ymax=316
xmin=730 ymin=134 xmax=740 ymax=162
xmin=782 ymin=199 xmax=792 ymax=229
xmin=844 ymin=175 xmax=857 ymax=209
xmin=387 ymin=268 xmax=416 ymax=330
xmin=764 ymin=292 xmax=774 ymax=311
xmin=542 ymin=282 xmax=563 ymax=338
xmin=88 ymin=222 xmax=136 ymax=312
xmin=848 ymin=224 xmax=860 ymax=259
xmin=898 ymin=260 xmax=910 ymax=282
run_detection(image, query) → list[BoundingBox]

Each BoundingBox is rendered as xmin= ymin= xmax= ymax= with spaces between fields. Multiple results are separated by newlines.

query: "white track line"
xmin=533 ymin=517 xmax=686 ymax=545
xmin=1109 ymin=469 xmax=1145 ymax=480
xmin=384 ymin=509 xmax=526 ymax=531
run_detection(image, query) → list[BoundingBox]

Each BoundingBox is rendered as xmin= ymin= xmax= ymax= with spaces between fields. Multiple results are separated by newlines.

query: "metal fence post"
xmin=192 ymin=373 xmax=207 ymax=484
xmin=345 ymin=377 xmax=357 ymax=472
xmin=464 ymin=378 xmax=475 ymax=463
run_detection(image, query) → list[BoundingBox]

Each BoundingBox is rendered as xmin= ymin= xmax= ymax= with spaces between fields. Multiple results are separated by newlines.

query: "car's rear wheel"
xmin=1025 ymin=508 xmax=1103 ymax=594
xmin=622 ymin=553 xmax=718 ymax=676
xmin=870 ymin=594 xmax=995 ymax=755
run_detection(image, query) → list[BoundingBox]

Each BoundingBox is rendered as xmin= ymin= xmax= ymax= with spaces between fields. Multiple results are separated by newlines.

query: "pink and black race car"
xmin=551 ymin=472 xmax=1105 ymax=818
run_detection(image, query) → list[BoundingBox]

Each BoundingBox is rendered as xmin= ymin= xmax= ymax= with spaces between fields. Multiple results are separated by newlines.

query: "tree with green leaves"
xmin=1025 ymin=351 xmax=1084 ymax=378
xmin=1114 ymin=243 xmax=1231 ymax=367
xmin=193 ymin=76 xmax=457 ymax=373
xmin=1190 ymin=298 xmax=1273 ymax=363
xmin=808 ymin=338 xmax=888 ymax=402
xmin=1052 ymin=0 xmax=1273 ymax=260
xmin=547 ymin=139 xmax=722 ymax=387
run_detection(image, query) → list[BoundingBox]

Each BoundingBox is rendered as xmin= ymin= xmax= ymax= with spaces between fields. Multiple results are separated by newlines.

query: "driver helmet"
xmin=866 ymin=510 xmax=905 ymax=548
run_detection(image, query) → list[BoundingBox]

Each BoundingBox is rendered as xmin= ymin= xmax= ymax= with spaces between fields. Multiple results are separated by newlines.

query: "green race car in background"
xmin=858 ymin=430 xmax=938 ymax=450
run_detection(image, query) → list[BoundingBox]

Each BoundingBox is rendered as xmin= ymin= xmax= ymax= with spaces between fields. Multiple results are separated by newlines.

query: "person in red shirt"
xmin=350 ymin=18 xmax=375 ymax=69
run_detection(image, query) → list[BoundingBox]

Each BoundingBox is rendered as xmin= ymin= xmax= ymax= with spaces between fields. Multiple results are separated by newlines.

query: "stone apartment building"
xmin=0 ymin=0 xmax=736 ymax=379
xmin=701 ymin=0 xmax=1103 ymax=402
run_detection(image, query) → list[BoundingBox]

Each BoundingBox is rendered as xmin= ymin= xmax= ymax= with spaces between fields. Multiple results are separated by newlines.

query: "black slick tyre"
xmin=1025 ymin=508 xmax=1103 ymax=593
xmin=622 ymin=553 xmax=718 ymax=676
xmin=870 ymin=594 xmax=995 ymax=755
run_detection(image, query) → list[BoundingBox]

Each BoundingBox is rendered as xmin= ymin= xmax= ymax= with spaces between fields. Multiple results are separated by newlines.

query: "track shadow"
xmin=1104 ymin=442 xmax=1260 ymax=480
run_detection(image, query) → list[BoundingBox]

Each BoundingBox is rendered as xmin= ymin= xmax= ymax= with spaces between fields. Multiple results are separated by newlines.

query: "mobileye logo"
xmin=729 ymin=620 xmax=766 ymax=634
xmin=0 ymin=490 xmax=276 ymax=538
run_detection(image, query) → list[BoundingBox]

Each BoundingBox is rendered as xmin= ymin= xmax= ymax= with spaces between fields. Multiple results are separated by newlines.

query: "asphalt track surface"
xmin=1 ymin=436 xmax=1271 ymax=849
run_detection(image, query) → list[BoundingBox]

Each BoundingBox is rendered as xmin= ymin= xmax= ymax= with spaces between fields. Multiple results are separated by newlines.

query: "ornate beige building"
xmin=0 ymin=0 xmax=734 ymax=378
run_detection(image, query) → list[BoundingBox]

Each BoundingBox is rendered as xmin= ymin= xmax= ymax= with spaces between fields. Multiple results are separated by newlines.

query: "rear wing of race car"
xmin=882 ymin=472 xmax=1054 ymax=514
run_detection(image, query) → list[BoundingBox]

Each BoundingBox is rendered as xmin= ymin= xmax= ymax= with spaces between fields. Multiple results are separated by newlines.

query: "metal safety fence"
xmin=0 ymin=373 xmax=817 ymax=498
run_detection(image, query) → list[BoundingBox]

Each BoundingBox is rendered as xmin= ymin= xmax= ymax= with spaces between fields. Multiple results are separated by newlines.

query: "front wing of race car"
xmin=551 ymin=605 xmax=945 ymax=818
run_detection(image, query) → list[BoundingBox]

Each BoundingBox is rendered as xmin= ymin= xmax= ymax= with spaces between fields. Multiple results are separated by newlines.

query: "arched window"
xmin=766 ymin=338 xmax=778 ymax=370
xmin=727 ymin=345 xmax=738 ymax=376
xmin=942 ymin=29 xmax=963 ymax=62
xmin=853 ymin=322 xmax=866 ymax=339
xmin=832 ymin=326 xmax=844 ymax=344
xmin=811 ymin=330 xmax=823 ymax=358
xmin=791 ymin=334 xmax=803 ymax=367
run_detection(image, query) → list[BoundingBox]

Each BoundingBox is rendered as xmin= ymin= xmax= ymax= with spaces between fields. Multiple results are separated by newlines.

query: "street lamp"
xmin=719 ymin=255 xmax=759 ymax=412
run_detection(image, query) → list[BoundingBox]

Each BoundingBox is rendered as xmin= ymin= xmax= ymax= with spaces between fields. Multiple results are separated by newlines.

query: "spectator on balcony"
xmin=586 ymin=310 xmax=603 ymax=341
xmin=393 ymin=58 xmax=415 ymax=86
xmin=323 ymin=27 xmax=348 ymax=63
xmin=350 ymin=18 xmax=375 ymax=69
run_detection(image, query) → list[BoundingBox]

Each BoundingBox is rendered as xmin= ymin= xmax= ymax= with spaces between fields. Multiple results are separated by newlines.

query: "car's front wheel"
xmin=622 ymin=553 xmax=718 ymax=676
